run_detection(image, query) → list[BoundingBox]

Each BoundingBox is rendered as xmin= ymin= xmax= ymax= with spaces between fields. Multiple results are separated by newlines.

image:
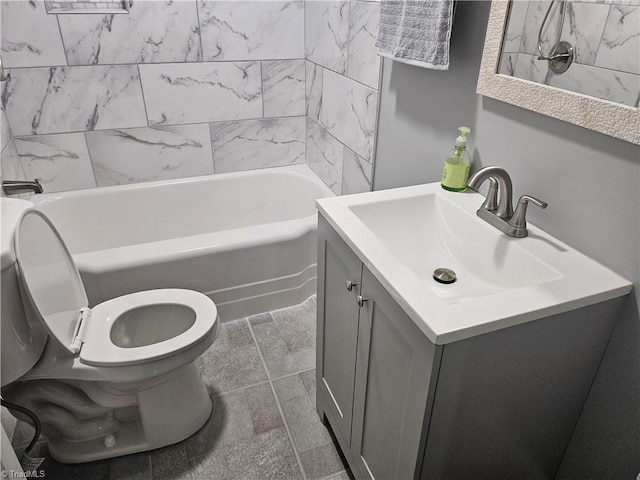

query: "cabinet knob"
xmin=345 ymin=280 xmax=358 ymax=292
xmin=356 ymin=295 xmax=368 ymax=307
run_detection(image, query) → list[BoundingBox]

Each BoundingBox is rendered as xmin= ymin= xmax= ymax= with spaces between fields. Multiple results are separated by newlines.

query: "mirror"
xmin=500 ymin=0 xmax=639 ymax=107
xmin=477 ymin=0 xmax=639 ymax=145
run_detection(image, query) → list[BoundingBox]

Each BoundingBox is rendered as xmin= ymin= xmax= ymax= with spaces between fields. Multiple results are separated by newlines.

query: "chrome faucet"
xmin=467 ymin=166 xmax=513 ymax=219
xmin=2 ymin=179 xmax=44 ymax=195
xmin=467 ymin=166 xmax=547 ymax=238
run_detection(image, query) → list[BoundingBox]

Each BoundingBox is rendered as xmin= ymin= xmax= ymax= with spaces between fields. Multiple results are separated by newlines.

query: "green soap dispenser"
xmin=441 ymin=126 xmax=472 ymax=192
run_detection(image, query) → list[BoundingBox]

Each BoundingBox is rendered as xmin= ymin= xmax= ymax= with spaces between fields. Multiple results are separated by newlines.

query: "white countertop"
xmin=317 ymin=184 xmax=632 ymax=345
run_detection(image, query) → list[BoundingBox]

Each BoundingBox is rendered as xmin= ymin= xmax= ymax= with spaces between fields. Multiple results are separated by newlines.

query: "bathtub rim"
xmin=33 ymin=164 xmax=334 ymax=205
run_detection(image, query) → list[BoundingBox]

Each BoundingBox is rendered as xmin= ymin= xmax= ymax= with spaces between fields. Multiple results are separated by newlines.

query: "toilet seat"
xmin=14 ymin=209 xmax=218 ymax=368
xmin=80 ymin=289 xmax=217 ymax=367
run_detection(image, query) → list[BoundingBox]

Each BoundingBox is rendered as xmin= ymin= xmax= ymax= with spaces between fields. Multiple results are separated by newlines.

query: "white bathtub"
xmin=34 ymin=165 xmax=334 ymax=321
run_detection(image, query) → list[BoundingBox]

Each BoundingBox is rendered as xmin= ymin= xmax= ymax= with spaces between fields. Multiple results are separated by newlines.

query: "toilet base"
xmin=4 ymin=361 xmax=212 ymax=463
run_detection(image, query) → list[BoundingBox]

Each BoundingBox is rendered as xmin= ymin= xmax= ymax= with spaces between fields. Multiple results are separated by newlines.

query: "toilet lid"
xmin=14 ymin=209 xmax=88 ymax=355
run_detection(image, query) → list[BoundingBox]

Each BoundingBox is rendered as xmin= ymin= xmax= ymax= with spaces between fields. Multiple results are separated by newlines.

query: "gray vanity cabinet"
xmin=349 ymin=267 xmax=440 ymax=480
xmin=316 ymin=215 xmax=364 ymax=448
xmin=316 ymin=215 xmax=441 ymax=479
xmin=317 ymin=214 xmax=624 ymax=480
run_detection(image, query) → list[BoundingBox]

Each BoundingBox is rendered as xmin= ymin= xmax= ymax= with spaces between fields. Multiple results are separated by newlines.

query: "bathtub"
xmin=34 ymin=165 xmax=334 ymax=321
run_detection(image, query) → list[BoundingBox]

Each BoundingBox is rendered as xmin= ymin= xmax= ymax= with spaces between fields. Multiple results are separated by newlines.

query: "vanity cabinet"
xmin=316 ymin=214 xmax=624 ymax=480
xmin=315 ymin=215 xmax=363 ymax=448
xmin=349 ymin=266 xmax=440 ymax=480
xmin=317 ymin=215 xmax=441 ymax=479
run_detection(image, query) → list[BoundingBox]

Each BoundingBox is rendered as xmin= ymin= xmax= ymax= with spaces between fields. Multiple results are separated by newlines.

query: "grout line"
xmin=260 ymin=60 xmax=266 ymax=119
xmin=318 ymin=471 xmax=349 ymax=480
xmin=306 ymin=59 xmax=380 ymax=93
xmin=268 ymin=378 xmax=308 ymax=480
xmin=245 ymin=316 xmax=273 ymax=382
xmin=7 ymin=55 xmax=636 ymax=87
xmin=137 ymin=64 xmax=152 ymax=128
xmin=8 ymin=115 xmax=307 ymax=139
xmin=54 ymin=12 xmax=70 ymax=68
xmin=194 ymin=0 xmax=205 ymax=62
xmin=3 ymin=58 xmax=307 ymax=70
xmin=591 ymin=4 xmax=610 ymax=64
xmin=246 ymin=317 xmax=309 ymax=480
xmin=307 ymin=115 xmax=372 ymax=165
xmin=146 ymin=454 xmax=152 ymax=480
xmin=212 ymin=377 xmax=273 ymax=398
xmin=269 ymin=367 xmax=315 ymax=383
xmin=345 ymin=0 xmax=352 ymax=80
xmin=82 ymin=131 xmax=99 ymax=188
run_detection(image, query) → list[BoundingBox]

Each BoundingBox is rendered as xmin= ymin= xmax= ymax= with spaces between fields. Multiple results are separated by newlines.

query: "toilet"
xmin=1 ymin=207 xmax=220 ymax=463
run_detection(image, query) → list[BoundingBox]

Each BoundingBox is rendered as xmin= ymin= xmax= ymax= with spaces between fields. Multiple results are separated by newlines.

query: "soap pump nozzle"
xmin=455 ymin=126 xmax=471 ymax=150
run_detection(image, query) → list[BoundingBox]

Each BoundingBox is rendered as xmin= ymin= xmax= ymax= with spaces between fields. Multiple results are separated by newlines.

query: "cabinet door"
xmin=351 ymin=267 xmax=440 ymax=480
xmin=316 ymin=216 xmax=363 ymax=448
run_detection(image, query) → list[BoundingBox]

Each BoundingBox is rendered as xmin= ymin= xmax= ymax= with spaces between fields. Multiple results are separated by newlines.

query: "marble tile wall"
xmin=499 ymin=1 xmax=640 ymax=107
xmin=0 ymin=104 xmax=27 ymax=190
xmin=0 ymin=0 xmax=381 ymax=195
xmin=1 ymin=107 xmax=11 ymax=155
xmin=304 ymin=0 xmax=381 ymax=195
xmin=0 ymin=0 xmax=308 ymax=193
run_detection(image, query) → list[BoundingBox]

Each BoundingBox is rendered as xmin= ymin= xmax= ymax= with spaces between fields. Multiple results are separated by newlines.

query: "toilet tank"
xmin=1 ymin=198 xmax=47 ymax=387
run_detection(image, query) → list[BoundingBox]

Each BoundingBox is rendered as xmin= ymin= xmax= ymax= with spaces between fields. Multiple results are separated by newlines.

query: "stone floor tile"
xmin=247 ymin=312 xmax=273 ymax=326
xmin=40 ymin=455 xmax=111 ymax=480
xmin=250 ymin=300 xmax=317 ymax=378
xmin=299 ymin=369 xmax=317 ymax=407
xmin=298 ymin=443 xmax=347 ymax=480
xmin=150 ymin=443 xmax=192 ymax=480
xmin=185 ymin=383 xmax=283 ymax=459
xmin=198 ymin=319 xmax=268 ymax=393
xmin=109 ymin=453 xmax=151 ymax=480
xmin=244 ymin=382 xmax=285 ymax=435
xmin=272 ymin=374 xmax=332 ymax=453
xmin=189 ymin=428 xmax=302 ymax=480
xmin=323 ymin=471 xmax=353 ymax=480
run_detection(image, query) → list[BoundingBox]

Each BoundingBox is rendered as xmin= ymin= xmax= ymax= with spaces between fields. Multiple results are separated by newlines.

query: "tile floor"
xmin=12 ymin=297 xmax=351 ymax=480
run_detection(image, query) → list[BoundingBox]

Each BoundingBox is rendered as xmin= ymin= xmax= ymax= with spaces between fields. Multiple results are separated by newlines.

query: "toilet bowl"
xmin=2 ymin=209 xmax=219 ymax=463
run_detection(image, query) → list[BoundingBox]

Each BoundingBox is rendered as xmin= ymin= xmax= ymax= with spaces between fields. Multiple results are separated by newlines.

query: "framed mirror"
xmin=477 ymin=0 xmax=639 ymax=145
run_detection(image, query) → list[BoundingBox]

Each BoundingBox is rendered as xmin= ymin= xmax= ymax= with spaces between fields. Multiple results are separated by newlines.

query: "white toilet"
xmin=1 ymin=207 xmax=219 ymax=463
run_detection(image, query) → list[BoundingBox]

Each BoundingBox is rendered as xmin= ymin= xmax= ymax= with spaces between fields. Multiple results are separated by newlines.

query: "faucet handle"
xmin=508 ymin=195 xmax=548 ymax=231
xmin=480 ymin=177 xmax=499 ymax=212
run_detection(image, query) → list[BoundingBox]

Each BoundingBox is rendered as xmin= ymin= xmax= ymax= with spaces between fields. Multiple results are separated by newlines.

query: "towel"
xmin=376 ymin=0 xmax=455 ymax=70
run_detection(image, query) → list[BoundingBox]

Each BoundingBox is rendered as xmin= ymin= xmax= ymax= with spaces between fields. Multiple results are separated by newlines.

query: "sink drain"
xmin=433 ymin=268 xmax=457 ymax=284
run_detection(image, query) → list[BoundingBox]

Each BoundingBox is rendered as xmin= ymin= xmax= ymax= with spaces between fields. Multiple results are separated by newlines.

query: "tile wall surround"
xmin=499 ymin=1 xmax=640 ymax=107
xmin=1 ymin=107 xmax=11 ymax=154
xmin=0 ymin=105 xmax=27 ymax=190
xmin=0 ymin=0 xmax=382 ymax=196
xmin=304 ymin=0 xmax=381 ymax=195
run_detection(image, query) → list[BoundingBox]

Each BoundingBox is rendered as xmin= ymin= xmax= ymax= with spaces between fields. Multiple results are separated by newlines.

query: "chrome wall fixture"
xmin=2 ymin=180 xmax=44 ymax=196
xmin=537 ymin=0 xmax=574 ymax=74
xmin=44 ymin=0 xmax=132 ymax=15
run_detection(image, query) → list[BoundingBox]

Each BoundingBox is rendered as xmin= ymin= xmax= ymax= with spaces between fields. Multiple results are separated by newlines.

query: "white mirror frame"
xmin=477 ymin=0 xmax=640 ymax=145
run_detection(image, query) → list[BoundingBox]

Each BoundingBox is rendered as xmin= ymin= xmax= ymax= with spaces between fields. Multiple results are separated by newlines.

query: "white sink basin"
xmin=349 ymin=193 xmax=561 ymax=304
xmin=317 ymin=183 xmax=631 ymax=344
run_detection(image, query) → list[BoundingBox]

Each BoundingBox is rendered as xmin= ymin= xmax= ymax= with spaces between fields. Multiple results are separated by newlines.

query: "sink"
xmin=349 ymin=193 xmax=561 ymax=304
xmin=317 ymin=183 xmax=631 ymax=344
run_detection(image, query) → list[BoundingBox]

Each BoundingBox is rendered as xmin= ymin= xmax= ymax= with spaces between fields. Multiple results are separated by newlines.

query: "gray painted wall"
xmin=373 ymin=1 xmax=639 ymax=478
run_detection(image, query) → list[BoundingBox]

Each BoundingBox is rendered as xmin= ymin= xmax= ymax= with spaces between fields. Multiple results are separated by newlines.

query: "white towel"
xmin=376 ymin=0 xmax=455 ymax=70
